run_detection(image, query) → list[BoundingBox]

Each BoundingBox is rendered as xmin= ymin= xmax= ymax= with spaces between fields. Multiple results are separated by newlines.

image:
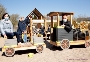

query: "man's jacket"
xmin=17 ymin=20 xmax=27 ymax=35
xmin=60 ymin=20 xmax=72 ymax=33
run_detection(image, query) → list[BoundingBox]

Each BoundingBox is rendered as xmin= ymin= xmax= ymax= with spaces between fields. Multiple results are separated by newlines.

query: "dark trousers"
xmin=1 ymin=32 xmax=21 ymax=43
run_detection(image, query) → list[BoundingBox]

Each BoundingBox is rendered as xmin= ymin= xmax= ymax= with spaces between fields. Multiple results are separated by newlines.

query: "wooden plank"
xmin=51 ymin=16 xmax=54 ymax=28
xmin=14 ymin=46 xmax=36 ymax=51
xmin=41 ymin=16 xmax=42 ymax=20
xmin=47 ymin=12 xmax=74 ymax=17
xmin=30 ymin=18 xmax=33 ymax=43
xmin=2 ymin=44 xmax=46 ymax=52
xmin=70 ymin=40 xmax=85 ymax=45
xmin=50 ymin=40 xmax=86 ymax=47
xmin=2 ymin=46 xmax=36 ymax=52
xmin=57 ymin=13 xmax=60 ymax=26
xmin=70 ymin=15 xmax=72 ymax=25
xmin=46 ymin=32 xmax=50 ymax=34
xmin=44 ymin=19 xmax=47 ymax=31
xmin=34 ymin=43 xmax=45 ymax=46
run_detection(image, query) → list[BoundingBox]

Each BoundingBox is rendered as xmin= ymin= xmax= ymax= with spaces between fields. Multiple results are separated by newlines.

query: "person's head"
xmin=48 ymin=25 xmax=50 ymax=27
xmin=28 ymin=16 xmax=31 ymax=19
xmin=62 ymin=14 xmax=68 ymax=22
xmin=20 ymin=17 xmax=24 ymax=21
xmin=2 ymin=13 xmax=10 ymax=20
xmin=32 ymin=25 xmax=35 ymax=28
xmin=41 ymin=24 xmax=44 ymax=27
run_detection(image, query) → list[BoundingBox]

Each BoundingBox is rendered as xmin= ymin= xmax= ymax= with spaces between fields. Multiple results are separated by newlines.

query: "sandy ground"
xmin=0 ymin=38 xmax=90 ymax=62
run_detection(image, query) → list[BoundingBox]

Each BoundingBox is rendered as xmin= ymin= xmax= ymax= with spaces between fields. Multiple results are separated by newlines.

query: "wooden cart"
xmin=2 ymin=17 xmax=47 ymax=57
xmin=47 ymin=12 xmax=90 ymax=50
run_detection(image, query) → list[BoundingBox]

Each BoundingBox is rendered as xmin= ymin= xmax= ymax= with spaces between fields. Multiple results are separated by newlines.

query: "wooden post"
xmin=30 ymin=18 xmax=33 ymax=44
xmin=57 ymin=13 xmax=60 ymax=27
xmin=70 ymin=15 xmax=74 ymax=28
xmin=70 ymin=15 xmax=72 ymax=25
xmin=50 ymin=16 xmax=53 ymax=42
xmin=41 ymin=16 xmax=42 ymax=20
xmin=51 ymin=16 xmax=54 ymax=28
xmin=44 ymin=18 xmax=47 ymax=40
xmin=53 ymin=22 xmax=54 ymax=27
xmin=44 ymin=18 xmax=47 ymax=31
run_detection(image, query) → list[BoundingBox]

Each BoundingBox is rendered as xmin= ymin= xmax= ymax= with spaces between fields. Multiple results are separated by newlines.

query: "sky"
xmin=0 ymin=0 xmax=90 ymax=18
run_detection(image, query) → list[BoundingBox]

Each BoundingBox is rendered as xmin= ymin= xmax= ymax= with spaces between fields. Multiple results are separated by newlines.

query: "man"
xmin=40 ymin=24 xmax=45 ymax=35
xmin=60 ymin=14 xmax=72 ymax=33
xmin=47 ymin=25 xmax=51 ymax=32
xmin=17 ymin=17 xmax=27 ymax=35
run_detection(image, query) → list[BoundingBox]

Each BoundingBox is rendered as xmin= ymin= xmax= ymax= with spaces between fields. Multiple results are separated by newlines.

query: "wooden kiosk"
xmin=47 ymin=12 xmax=90 ymax=50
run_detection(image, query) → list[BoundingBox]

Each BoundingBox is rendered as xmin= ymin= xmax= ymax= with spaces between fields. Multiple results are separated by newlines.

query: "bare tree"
xmin=0 ymin=4 xmax=7 ymax=20
xmin=10 ymin=14 xmax=19 ymax=28
xmin=72 ymin=15 xmax=89 ymax=23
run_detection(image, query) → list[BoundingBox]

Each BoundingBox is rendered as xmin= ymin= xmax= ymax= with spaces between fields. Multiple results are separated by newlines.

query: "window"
xmin=30 ymin=12 xmax=38 ymax=19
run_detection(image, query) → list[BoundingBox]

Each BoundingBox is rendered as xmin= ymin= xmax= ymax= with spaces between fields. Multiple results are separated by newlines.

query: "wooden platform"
xmin=50 ymin=40 xmax=87 ymax=46
xmin=2 ymin=42 xmax=46 ymax=52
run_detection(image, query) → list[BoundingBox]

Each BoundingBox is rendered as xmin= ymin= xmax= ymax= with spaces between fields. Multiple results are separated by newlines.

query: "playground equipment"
xmin=2 ymin=17 xmax=47 ymax=57
xmin=1 ymin=8 xmax=49 ymax=57
xmin=47 ymin=12 xmax=90 ymax=50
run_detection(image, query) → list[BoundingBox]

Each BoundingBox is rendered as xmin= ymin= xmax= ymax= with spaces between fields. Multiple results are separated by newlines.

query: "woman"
xmin=0 ymin=13 xmax=21 ymax=44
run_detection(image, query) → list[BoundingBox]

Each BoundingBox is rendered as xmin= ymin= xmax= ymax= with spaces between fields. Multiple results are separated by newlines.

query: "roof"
xmin=47 ymin=12 xmax=74 ymax=16
xmin=27 ymin=8 xmax=44 ymax=18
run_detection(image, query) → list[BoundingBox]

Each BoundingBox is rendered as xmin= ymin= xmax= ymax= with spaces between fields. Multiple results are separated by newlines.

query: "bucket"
xmin=28 ymin=53 xmax=34 ymax=58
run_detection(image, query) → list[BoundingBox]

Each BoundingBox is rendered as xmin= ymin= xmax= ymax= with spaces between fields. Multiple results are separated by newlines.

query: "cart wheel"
xmin=85 ymin=41 xmax=90 ymax=48
xmin=36 ymin=45 xmax=43 ymax=53
xmin=5 ymin=47 xmax=15 ymax=57
xmin=61 ymin=39 xmax=70 ymax=50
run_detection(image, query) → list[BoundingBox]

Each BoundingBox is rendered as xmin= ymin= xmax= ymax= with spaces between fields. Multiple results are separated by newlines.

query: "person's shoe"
xmin=17 ymin=42 xmax=22 ymax=47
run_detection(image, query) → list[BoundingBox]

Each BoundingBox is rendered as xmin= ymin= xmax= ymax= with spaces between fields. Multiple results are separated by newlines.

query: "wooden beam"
xmin=70 ymin=15 xmax=72 ymax=25
xmin=44 ymin=19 xmax=47 ymax=31
xmin=41 ymin=16 xmax=42 ymax=20
xmin=50 ymin=16 xmax=54 ymax=42
xmin=30 ymin=18 xmax=33 ymax=44
xmin=57 ymin=13 xmax=60 ymax=26
xmin=51 ymin=16 xmax=53 ymax=28
xmin=49 ymin=12 xmax=58 ymax=17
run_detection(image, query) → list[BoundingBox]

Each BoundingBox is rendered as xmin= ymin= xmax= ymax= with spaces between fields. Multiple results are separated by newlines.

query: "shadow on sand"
xmin=0 ymin=47 xmax=2 ymax=51
xmin=44 ymin=40 xmax=63 ymax=51
xmin=15 ymin=49 xmax=37 ymax=55
xmin=44 ymin=40 xmax=86 ymax=51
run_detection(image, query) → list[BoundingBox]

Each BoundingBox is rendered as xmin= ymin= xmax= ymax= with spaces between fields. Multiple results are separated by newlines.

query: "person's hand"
xmin=61 ymin=25 xmax=65 ymax=27
xmin=4 ymin=35 xmax=7 ymax=38
xmin=28 ymin=16 xmax=31 ymax=19
xmin=22 ymin=32 xmax=24 ymax=34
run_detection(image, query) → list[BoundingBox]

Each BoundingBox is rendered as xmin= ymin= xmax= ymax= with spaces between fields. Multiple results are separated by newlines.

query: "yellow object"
xmin=22 ymin=34 xmax=29 ymax=39
xmin=37 ymin=34 xmax=42 ymax=37
xmin=22 ymin=34 xmax=24 ymax=39
xmin=3 ymin=46 xmax=9 ymax=48
xmin=28 ymin=53 xmax=34 ymax=58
